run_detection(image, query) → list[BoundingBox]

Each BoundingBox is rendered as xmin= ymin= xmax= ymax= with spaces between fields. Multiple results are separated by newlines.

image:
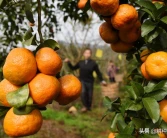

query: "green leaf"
xmin=25 ymin=2 xmax=35 ymax=23
xmin=111 ymin=113 xmax=125 ymax=132
xmin=144 ymin=119 xmax=160 ymax=128
xmin=117 ymin=120 xmax=127 ymax=133
xmin=126 ymin=86 xmax=137 ymax=100
xmin=145 ymin=89 xmax=167 ymax=101
xmin=103 ymin=96 xmax=112 ymax=109
xmin=7 ymin=84 xmax=29 ymax=108
xmin=121 ymin=122 xmax=135 ymax=135
xmin=141 ymin=8 xmax=155 ymax=20
xmin=153 ymin=2 xmax=163 ymax=9
xmin=131 ymin=81 xmax=144 ymax=97
xmin=156 ymin=6 xmax=167 ymax=18
xmin=26 ymin=97 xmax=33 ymax=105
xmin=25 ymin=10 xmax=35 ymax=23
xmin=153 ymin=80 xmax=167 ymax=91
xmin=36 ymin=39 xmax=60 ymax=51
xmin=141 ymin=20 xmax=156 ymax=37
xmin=23 ymin=34 xmax=36 ymax=46
xmin=127 ymin=102 xmax=143 ymax=111
xmin=135 ymin=0 xmax=157 ymax=12
xmin=132 ymin=118 xmax=145 ymax=129
xmin=144 ymin=80 xmax=167 ymax=93
xmin=161 ymin=16 xmax=167 ymax=24
xmin=147 ymin=29 xmax=160 ymax=43
xmin=0 ymin=0 xmax=3 ymax=6
xmin=160 ymin=120 xmax=167 ymax=130
xmin=142 ymin=97 xmax=160 ymax=123
xmin=23 ymin=28 xmax=33 ymax=41
xmin=160 ymin=33 xmax=167 ymax=50
xmin=13 ymin=106 xmax=35 ymax=115
xmin=43 ymin=39 xmax=60 ymax=50
xmin=123 ymin=99 xmax=133 ymax=110
xmin=103 ymin=96 xmax=118 ymax=109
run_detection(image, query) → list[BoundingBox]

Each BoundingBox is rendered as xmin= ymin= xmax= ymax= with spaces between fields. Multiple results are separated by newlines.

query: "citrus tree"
xmin=0 ymin=0 xmax=83 ymax=137
xmin=88 ymin=0 xmax=167 ymax=137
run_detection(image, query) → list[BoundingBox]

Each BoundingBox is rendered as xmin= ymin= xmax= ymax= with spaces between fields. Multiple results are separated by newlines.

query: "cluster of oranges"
xmin=90 ymin=0 xmax=141 ymax=53
xmin=0 ymin=47 xmax=82 ymax=137
xmin=140 ymin=50 xmax=167 ymax=138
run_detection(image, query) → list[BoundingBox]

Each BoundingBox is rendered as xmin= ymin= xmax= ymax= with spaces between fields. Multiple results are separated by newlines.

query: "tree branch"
xmin=37 ymin=0 xmax=43 ymax=43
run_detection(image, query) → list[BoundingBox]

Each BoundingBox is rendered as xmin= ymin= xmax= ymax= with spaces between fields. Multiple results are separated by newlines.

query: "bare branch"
xmin=37 ymin=0 xmax=43 ymax=43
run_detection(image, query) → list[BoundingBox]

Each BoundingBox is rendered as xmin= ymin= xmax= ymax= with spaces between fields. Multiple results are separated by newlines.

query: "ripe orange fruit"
xmin=78 ymin=0 xmax=88 ymax=9
xmin=140 ymin=49 xmax=151 ymax=62
xmin=158 ymin=132 xmax=167 ymax=138
xmin=3 ymin=108 xmax=42 ymax=137
xmin=56 ymin=75 xmax=82 ymax=105
xmin=119 ymin=20 xmax=141 ymax=43
xmin=36 ymin=47 xmax=62 ymax=76
xmin=111 ymin=41 xmax=133 ymax=53
xmin=159 ymin=100 xmax=167 ymax=123
xmin=145 ymin=51 xmax=167 ymax=79
xmin=90 ymin=0 xmax=119 ymax=16
xmin=111 ymin=4 xmax=138 ymax=31
xmin=108 ymin=132 xmax=115 ymax=138
xmin=29 ymin=73 xmax=60 ymax=106
xmin=99 ymin=22 xmax=119 ymax=44
xmin=3 ymin=48 xmax=37 ymax=86
xmin=140 ymin=63 xmax=152 ymax=80
xmin=0 ymin=79 xmax=20 ymax=107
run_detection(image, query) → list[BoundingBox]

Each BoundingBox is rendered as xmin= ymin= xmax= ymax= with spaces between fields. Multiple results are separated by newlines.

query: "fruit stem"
xmin=37 ymin=0 xmax=43 ymax=43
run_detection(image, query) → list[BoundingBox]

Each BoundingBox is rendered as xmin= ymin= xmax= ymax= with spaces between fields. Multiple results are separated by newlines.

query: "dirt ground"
xmin=36 ymin=120 xmax=82 ymax=138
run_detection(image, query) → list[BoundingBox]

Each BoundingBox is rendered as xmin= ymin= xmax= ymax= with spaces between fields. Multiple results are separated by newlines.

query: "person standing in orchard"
xmin=107 ymin=60 xmax=117 ymax=83
xmin=64 ymin=48 xmax=106 ymax=112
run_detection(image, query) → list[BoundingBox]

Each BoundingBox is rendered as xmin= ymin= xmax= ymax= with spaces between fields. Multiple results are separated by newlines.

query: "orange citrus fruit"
xmin=3 ymin=48 xmax=37 ymax=86
xmin=159 ymin=100 xmax=167 ymax=123
xmin=29 ymin=73 xmax=60 ymax=106
xmin=119 ymin=20 xmax=141 ymax=43
xmin=0 ymin=79 xmax=20 ymax=107
xmin=111 ymin=41 xmax=133 ymax=53
xmin=141 ymin=63 xmax=152 ymax=80
xmin=90 ymin=0 xmax=119 ymax=16
xmin=111 ymin=4 xmax=138 ymax=31
xmin=56 ymin=75 xmax=82 ymax=105
xmin=140 ymin=49 xmax=151 ymax=62
xmin=145 ymin=51 xmax=167 ymax=79
xmin=108 ymin=132 xmax=115 ymax=138
xmin=3 ymin=108 xmax=43 ymax=137
xmin=99 ymin=22 xmax=119 ymax=44
xmin=158 ymin=132 xmax=167 ymax=138
xmin=78 ymin=0 xmax=88 ymax=9
xmin=36 ymin=47 xmax=62 ymax=76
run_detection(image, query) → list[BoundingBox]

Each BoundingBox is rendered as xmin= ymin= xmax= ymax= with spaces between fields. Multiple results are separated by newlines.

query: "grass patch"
xmin=42 ymin=108 xmax=110 ymax=138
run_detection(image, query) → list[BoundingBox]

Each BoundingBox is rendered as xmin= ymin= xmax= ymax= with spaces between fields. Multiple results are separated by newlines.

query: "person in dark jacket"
xmin=64 ymin=48 xmax=106 ymax=112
